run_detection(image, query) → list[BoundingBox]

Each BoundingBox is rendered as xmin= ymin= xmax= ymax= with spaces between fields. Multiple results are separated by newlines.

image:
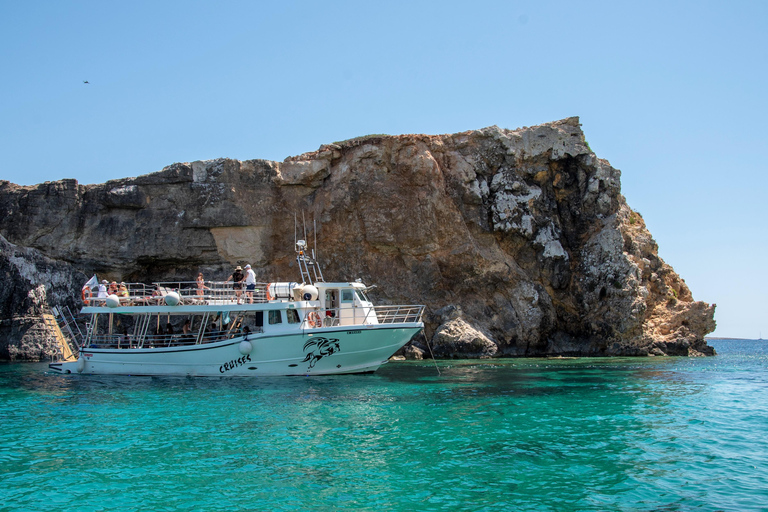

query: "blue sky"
xmin=1 ymin=1 xmax=766 ymax=338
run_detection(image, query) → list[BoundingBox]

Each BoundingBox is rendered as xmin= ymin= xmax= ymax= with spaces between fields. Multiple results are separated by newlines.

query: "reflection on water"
xmin=1 ymin=340 xmax=767 ymax=511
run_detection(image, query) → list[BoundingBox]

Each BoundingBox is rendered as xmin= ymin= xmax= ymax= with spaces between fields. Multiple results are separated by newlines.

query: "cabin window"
xmin=286 ymin=309 xmax=300 ymax=324
xmin=268 ymin=310 xmax=282 ymax=325
xmin=325 ymin=289 xmax=339 ymax=309
xmin=236 ymin=311 xmax=264 ymax=333
xmin=342 ymin=289 xmax=354 ymax=302
xmin=355 ymin=289 xmax=368 ymax=302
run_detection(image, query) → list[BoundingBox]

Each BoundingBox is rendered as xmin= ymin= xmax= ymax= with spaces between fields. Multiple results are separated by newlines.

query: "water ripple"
xmin=1 ymin=340 xmax=767 ymax=511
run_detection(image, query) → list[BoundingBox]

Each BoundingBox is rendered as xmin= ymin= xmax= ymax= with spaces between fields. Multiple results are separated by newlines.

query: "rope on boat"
xmin=424 ymin=335 xmax=441 ymax=376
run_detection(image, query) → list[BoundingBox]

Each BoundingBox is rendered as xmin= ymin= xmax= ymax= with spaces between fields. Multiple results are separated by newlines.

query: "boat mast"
xmin=295 ymin=213 xmax=325 ymax=284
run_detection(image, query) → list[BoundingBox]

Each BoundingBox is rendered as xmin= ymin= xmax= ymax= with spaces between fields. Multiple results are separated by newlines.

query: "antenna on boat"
xmin=313 ymin=217 xmax=318 ymax=262
xmin=294 ymin=212 xmax=325 ymax=285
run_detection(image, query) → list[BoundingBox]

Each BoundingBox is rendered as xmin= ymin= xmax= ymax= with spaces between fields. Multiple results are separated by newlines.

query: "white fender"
xmin=77 ymin=357 xmax=86 ymax=373
xmin=239 ymin=340 xmax=253 ymax=355
xmin=165 ymin=291 xmax=181 ymax=306
xmin=105 ymin=294 xmax=120 ymax=308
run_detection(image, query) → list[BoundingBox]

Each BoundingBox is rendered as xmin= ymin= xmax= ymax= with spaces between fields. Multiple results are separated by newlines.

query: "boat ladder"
xmin=49 ymin=306 xmax=83 ymax=361
xmin=296 ymin=251 xmax=325 ymax=285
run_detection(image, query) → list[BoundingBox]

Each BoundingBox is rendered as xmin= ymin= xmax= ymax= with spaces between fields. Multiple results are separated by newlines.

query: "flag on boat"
xmin=84 ymin=275 xmax=99 ymax=291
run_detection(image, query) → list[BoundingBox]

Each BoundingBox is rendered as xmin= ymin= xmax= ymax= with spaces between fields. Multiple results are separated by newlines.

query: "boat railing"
xmin=153 ymin=281 xmax=271 ymax=305
xmin=83 ymin=282 xmax=152 ymax=307
xmin=83 ymin=281 xmax=272 ymax=307
xmin=373 ymin=305 xmax=425 ymax=324
xmin=84 ymin=330 xmax=254 ymax=349
xmin=302 ymin=304 xmax=425 ymax=327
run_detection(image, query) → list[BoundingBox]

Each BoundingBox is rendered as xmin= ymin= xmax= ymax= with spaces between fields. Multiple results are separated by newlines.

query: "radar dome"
xmin=302 ymin=285 xmax=319 ymax=301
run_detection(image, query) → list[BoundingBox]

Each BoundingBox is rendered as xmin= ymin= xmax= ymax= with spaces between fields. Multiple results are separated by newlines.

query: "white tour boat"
xmin=49 ymin=239 xmax=424 ymax=377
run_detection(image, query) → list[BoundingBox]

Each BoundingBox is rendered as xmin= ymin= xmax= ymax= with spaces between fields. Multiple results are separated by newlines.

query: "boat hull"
xmin=48 ymin=324 xmax=421 ymax=377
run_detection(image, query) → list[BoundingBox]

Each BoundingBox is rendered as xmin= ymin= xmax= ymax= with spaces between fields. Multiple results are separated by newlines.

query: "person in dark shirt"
xmin=226 ymin=266 xmax=245 ymax=304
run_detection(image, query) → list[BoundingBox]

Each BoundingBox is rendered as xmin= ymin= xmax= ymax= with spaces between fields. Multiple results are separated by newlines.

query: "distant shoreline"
xmin=707 ymin=337 xmax=764 ymax=341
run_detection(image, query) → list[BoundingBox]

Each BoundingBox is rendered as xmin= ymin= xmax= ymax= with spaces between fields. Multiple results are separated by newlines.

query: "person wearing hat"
xmin=226 ymin=266 xmax=245 ymax=304
xmin=244 ymin=264 xmax=257 ymax=303
xmin=97 ymin=280 xmax=108 ymax=300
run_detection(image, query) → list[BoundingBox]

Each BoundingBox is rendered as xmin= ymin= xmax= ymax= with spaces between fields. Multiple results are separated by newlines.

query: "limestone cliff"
xmin=0 ymin=117 xmax=715 ymax=360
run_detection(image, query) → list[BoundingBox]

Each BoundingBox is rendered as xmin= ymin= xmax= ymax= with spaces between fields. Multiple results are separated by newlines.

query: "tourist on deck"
xmin=120 ymin=327 xmax=131 ymax=348
xmin=196 ymin=273 xmax=210 ymax=299
xmin=153 ymin=326 xmax=164 ymax=347
xmin=118 ymin=282 xmax=129 ymax=304
xmin=226 ymin=266 xmax=244 ymax=304
xmin=151 ymin=285 xmax=162 ymax=305
xmin=96 ymin=280 xmax=108 ymax=306
xmin=181 ymin=319 xmax=194 ymax=344
xmin=108 ymin=281 xmax=118 ymax=295
xmin=209 ymin=322 xmax=219 ymax=342
xmin=244 ymin=264 xmax=257 ymax=303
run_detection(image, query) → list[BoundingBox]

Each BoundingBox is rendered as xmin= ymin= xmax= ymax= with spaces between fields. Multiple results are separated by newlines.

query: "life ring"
xmin=307 ymin=311 xmax=321 ymax=328
xmin=81 ymin=287 xmax=91 ymax=303
xmin=266 ymin=283 xmax=273 ymax=301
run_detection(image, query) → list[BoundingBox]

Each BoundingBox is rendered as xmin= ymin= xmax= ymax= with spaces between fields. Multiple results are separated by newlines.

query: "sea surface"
xmin=1 ymin=339 xmax=766 ymax=511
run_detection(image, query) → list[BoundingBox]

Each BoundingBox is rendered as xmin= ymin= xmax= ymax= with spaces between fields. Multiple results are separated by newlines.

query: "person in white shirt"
xmin=244 ymin=264 xmax=257 ymax=304
xmin=97 ymin=280 xmax=108 ymax=301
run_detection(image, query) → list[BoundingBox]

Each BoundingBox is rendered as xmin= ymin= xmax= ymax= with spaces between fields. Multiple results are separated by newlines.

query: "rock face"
xmin=0 ymin=234 xmax=82 ymax=360
xmin=0 ymin=117 xmax=716 ymax=360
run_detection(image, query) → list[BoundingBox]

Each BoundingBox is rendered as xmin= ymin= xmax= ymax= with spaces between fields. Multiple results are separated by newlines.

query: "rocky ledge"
xmin=0 ymin=117 xmax=715 ymax=360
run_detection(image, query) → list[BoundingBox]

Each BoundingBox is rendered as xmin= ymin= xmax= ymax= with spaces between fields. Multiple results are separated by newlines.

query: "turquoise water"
xmin=1 ymin=339 xmax=766 ymax=511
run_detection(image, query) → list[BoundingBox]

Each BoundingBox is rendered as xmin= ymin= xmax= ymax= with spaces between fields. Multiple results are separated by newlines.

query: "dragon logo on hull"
xmin=303 ymin=337 xmax=340 ymax=369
